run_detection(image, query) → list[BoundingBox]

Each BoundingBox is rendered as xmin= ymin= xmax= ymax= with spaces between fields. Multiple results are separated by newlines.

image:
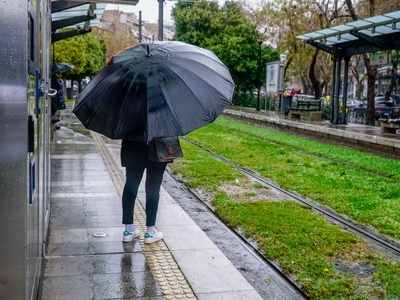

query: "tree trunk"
xmin=309 ymin=49 xmax=322 ymax=98
xmin=366 ymin=75 xmax=376 ymax=125
xmin=364 ymin=54 xmax=378 ymax=125
xmin=384 ymin=63 xmax=395 ymax=100
xmin=357 ymin=80 xmax=364 ymax=100
xmin=345 ymin=0 xmax=380 ymax=125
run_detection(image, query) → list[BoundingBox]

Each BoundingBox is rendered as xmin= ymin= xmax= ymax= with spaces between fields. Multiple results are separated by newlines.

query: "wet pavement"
xmin=39 ymin=106 xmax=400 ymax=300
xmin=39 ymin=108 xmax=271 ymax=300
xmin=42 ymin=120 xmax=163 ymax=299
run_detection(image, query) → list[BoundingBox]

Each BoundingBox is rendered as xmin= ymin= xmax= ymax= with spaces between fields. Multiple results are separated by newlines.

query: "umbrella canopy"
xmin=72 ymin=41 xmax=235 ymax=142
xmin=52 ymin=63 xmax=74 ymax=74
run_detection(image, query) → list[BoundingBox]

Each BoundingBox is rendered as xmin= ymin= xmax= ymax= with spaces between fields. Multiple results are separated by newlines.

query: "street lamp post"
xmin=158 ymin=0 xmax=164 ymax=41
xmin=257 ymin=40 xmax=262 ymax=111
xmin=138 ymin=11 xmax=142 ymax=43
xmin=278 ymin=53 xmax=286 ymax=113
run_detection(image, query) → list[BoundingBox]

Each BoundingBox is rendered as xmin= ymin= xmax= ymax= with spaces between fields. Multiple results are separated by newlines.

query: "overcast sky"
xmin=106 ymin=1 xmax=260 ymax=24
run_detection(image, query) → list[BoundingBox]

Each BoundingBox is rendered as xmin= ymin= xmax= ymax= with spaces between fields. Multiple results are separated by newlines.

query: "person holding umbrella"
xmin=50 ymin=63 xmax=73 ymax=128
xmin=50 ymin=74 xmax=66 ymax=127
xmin=120 ymin=139 xmax=169 ymax=243
xmin=73 ymin=41 xmax=235 ymax=244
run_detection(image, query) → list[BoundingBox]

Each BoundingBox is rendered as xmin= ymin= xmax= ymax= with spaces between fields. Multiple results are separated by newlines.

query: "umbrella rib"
xmin=163 ymin=59 xmax=233 ymax=100
xmin=158 ymin=65 xmax=217 ymax=128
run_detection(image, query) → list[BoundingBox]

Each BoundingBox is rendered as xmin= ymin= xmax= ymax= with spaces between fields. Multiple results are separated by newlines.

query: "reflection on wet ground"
xmin=40 ymin=110 xmax=163 ymax=300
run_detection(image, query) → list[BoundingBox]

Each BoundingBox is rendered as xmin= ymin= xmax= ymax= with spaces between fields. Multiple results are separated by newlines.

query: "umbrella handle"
xmin=47 ymin=88 xmax=57 ymax=97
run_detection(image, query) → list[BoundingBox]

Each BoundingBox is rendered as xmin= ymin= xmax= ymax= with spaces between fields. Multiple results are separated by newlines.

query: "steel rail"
xmin=217 ymin=125 xmax=400 ymax=182
xmin=183 ymin=138 xmax=400 ymax=256
xmin=165 ymin=170 xmax=310 ymax=300
xmin=93 ymin=134 xmax=309 ymax=299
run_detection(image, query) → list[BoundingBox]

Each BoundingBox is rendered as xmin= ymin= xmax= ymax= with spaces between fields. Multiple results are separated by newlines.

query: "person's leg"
xmin=144 ymin=164 xmax=167 ymax=227
xmin=144 ymin=164 xmax=167 ymax=243
xmin=122 ymin=167 xmax=144 ymax=242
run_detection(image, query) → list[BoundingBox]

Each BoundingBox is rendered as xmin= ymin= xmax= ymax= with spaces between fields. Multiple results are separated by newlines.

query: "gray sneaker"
xmin=144 ymin=231 xmax=164 ymax=244
xmin=123 ymin=229 xmax=141 ymax=243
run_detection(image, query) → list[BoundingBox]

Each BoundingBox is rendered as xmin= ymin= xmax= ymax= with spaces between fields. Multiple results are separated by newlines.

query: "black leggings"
xmin=122 ymin=164 xmax=167 ymax=226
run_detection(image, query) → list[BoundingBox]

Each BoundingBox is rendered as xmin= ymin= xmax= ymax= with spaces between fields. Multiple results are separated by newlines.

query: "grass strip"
xmin=183 ymin=118 xmax=400 ymax=240
xmin=170 ymin=140 xmax=400 ymax=299
xmin=217 ymin=117 xmax=400 ymax=179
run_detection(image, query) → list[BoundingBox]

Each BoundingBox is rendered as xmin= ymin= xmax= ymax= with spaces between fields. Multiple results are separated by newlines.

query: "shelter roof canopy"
xmin=51 ymin=0 xmax=138 ymax=42
xmin=296 ymin=10 xmax=400 ymax=57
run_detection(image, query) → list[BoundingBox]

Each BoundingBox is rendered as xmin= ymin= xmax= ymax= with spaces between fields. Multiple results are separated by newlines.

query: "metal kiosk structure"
xmin=0 ymin=1 xmax=137 ymax=299
xmin=297 ymin=10 xmax=400 ymax=124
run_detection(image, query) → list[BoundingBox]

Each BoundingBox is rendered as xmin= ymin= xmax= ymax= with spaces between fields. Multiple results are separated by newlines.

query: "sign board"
xmin=266 ymin=61 xmax=280 ymax=94
xmin=370 ymin=52 xmax=389 ymax=65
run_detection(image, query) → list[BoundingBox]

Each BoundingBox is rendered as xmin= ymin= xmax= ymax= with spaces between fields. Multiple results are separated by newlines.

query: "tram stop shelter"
xmin=296 ymin=10 xmax=400 ymax=124
xmin=51 ymin=0 xmax=139 ymax=42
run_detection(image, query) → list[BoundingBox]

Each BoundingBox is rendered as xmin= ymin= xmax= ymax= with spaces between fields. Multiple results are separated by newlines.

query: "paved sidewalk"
xmin=39 ymin=109 xmax=267 ymax=300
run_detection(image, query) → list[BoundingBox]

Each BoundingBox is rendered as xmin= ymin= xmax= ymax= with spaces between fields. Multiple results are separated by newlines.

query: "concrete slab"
xmin=172 ymin=248 xmax=263 ymax=299
xmin=134 ymin=180 xmax=264 ymax=298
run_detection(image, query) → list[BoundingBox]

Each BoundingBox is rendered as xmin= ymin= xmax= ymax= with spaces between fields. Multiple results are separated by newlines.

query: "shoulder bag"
xmin=148 ymin=136 xmax=183 ymax=162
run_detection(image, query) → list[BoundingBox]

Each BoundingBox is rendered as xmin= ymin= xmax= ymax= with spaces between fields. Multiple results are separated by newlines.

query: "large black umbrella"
xmin=72 ymin=41 xmax=235 ymax=142
xmin=51 ymin=63 xmax=74 ymax=75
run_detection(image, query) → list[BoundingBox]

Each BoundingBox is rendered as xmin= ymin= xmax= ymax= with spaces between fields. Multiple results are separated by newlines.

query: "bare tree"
xmin=348 ymin=55 xmax=365 ymax=100
xmin=344 ymin=0 xmax=400 ymax=124
xmin=345 ymin=0 xmax=378 ymax=125
xmin=259 ymin=0 xmax=349 ymax=98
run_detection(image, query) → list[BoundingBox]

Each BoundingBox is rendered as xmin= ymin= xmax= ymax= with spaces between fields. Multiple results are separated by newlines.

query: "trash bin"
xmin=67 ymin=88 xmax=72 ymax=99
xmin=281 ymin=96 xmax=292 ymax=115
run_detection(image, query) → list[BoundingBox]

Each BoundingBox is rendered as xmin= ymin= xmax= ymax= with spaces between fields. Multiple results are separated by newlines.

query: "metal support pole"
xmin=342 ymin=57 xmax=349 ymax=124
xmin=396 ymin=51 xmax=399 ymax=97
xmin=256 ymin=41 xmax=262 ymax=111
xmin=158 ymin=0 xmax=163 ymax=41
xmin=392 ymin=50 xmax=398 ymax=99
xmin=278 ymin=54 xmax=286 ymax=113
xmin=138 ymin=11 xmax=142 ymax=43
xmin=333 ymin=57 xmax=342 ymax=124
xmin=330 ymin=56 xmax=337 ymax=123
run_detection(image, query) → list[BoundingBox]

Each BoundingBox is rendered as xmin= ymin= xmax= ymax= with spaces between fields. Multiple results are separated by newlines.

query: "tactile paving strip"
xmin=92 ymin=132 xmax=197 ymax=299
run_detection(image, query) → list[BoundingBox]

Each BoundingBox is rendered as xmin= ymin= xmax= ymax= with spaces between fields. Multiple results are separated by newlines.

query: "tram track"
xmin=165 ymin=170 xmax=310 ymax=299
xmin=182 ymin=137 xmax=400 ymax=256
xmin=94 ymin=133 xmax=309 ymax=299
xmin=93 ymin=132 xmax=399 ymax=299
xmin=213 ymin=125 xmax=400 ymax=182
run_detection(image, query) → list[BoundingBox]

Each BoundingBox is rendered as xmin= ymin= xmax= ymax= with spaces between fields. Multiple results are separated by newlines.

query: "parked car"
xmin=375 ymin=101 xmax=396 ymax=119
xmin=284 ymin=87 xmax=302 ymax=97
xmin=292 ymin=94 xmax=315 ymax=102
xmin=374 ymin=96 xmax=393 ymax=103
xmin=346 ymin=99 xmax=365 ymax=108
xmin=393 ymin=94 xmax=400 ymax=106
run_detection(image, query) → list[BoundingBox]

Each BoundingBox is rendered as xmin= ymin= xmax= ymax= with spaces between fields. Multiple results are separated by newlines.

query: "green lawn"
xmin=169 ymin=117 xmax=400 ymax=299
xmin=183 ymin=117 xmax=400 ymax=240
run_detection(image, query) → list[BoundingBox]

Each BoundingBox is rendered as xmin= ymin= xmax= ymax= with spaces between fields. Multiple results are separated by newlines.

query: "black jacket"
xmin=121 ymin=140 xmax=167 ymax=168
